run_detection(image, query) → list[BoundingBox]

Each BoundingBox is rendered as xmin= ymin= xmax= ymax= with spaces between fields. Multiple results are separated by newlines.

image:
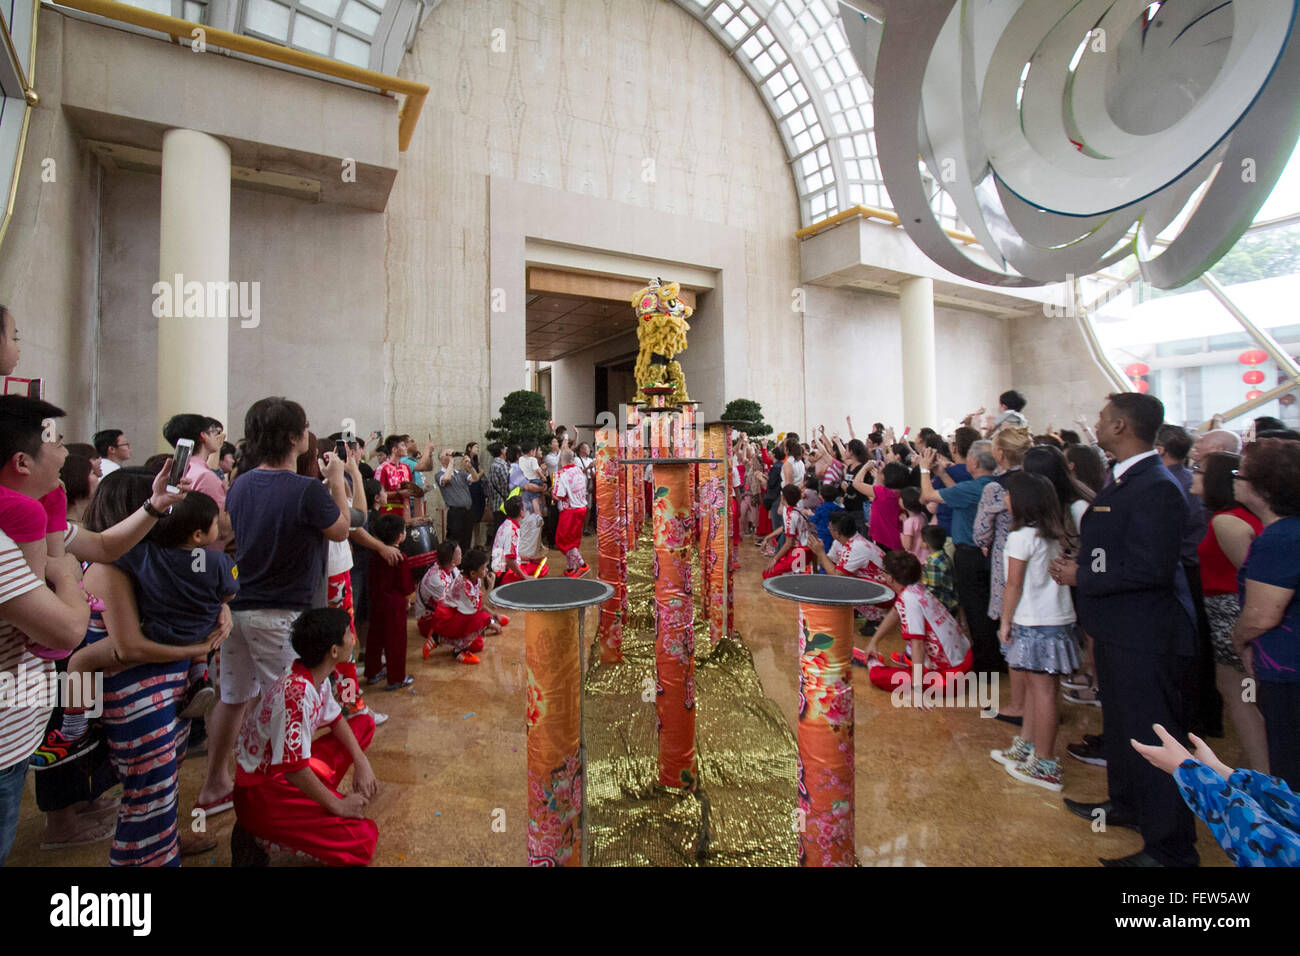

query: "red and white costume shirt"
xmin=895 ymin=582 xmax=970 ymax=671
xmin=837 ymin=534 xmax=887 ymax=582
xmin=447 ymin=575 xmax=484 ymax=615
xmin=417 ymin=562 xmax=460 ymax=616
xmin=783 ymin=505 xmax=811 ymax=548
xmin=237 ymin=661 xmax=343 ymax=779
xmin=491 ymin=517 xmax=521 ymax=574
xmin=375 ymin=461 xmax=413 ymax=512
xmin=553 ymin=464 xmax=588 ymax=511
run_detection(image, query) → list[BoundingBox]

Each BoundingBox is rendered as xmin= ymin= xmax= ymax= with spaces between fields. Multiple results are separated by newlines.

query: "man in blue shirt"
xmin=919 ymin=441 xmax=998 ymax=672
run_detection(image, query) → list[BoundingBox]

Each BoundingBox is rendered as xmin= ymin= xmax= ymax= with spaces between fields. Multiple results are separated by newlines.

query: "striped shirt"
xmin=0 ymin=525 xmax=77 ymax=769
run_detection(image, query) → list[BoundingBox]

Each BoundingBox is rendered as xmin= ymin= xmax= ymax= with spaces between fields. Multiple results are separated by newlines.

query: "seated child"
xmin=38 ymin=492 xmax=236 ymax=762
xmin=516 ymin=508 xmax=550 ymax=579
xmin=438 ymin=547 xmax=505 ymax=665
xmin=232 ymin=607 xmax=378 ymax=867
xmin=864 ymin=550 xmax=973 ymax=694
xmin=919 ymin=525 xmax=961 ymax=618
xmin=490 ymin=497 xmax=528 ymax=585
xmin=417 ymin=538 xmax=462 ymax=659
xmin=808 ymin=484 xmax=844 ymax=552
xmin=364 ymin=514 xmax=415 ymax=691
xmin=807 ymin=513 xmax=891 ymax=628
xmin=552 ymin=449 xmax=590 ymax=578
xmin=763 ymin=484 xmax=814 ymax=579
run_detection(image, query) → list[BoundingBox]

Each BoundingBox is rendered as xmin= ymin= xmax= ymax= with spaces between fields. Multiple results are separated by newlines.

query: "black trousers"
xmin=1182 ymin=561 xmax=1223 ymax=738
xmin=542 ymin=501 xmax=559 ymax=549
xmin=953 ymin=543 xmax=999 ymax=672
xmin=445 ymin=506 xmax=473 ymax=552
xmin=1095 ymin=641 xmax=1199 ymax=866
xmin=1258 ymin=680 xmax=1300 ymax=790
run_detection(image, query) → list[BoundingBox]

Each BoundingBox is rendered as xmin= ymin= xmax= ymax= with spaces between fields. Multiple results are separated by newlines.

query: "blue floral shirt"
xmin=1174 ymin=760 xmax=1300 ymax=866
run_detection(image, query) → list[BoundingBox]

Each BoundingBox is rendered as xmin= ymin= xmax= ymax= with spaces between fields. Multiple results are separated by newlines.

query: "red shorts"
xmin=762 ymin=546 xmax=812 ymax=579
xmin=556 ymin=507 xmax=586 ymax=553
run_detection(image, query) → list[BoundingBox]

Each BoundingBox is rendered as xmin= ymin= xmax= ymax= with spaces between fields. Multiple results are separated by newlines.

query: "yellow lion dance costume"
xmin=632 ymin=277 xmax=692 ymax=404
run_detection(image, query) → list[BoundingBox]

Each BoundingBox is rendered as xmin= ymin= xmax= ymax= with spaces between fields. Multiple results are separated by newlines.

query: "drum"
xmin=400 ymin=519 xmax=439 ymax=570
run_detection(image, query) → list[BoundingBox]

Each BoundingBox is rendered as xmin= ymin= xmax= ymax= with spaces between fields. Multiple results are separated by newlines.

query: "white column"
xmin=158 ymin=129 xmax=231 ymax=450
xmin=899 ymin=276 xmax=937 ymax=431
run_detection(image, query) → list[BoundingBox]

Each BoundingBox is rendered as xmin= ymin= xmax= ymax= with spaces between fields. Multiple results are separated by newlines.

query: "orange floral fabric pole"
xmin=796 ymin=603 xmax=855 ymax=866
xmin=652 ymin=462 xmax=697 ymax=789
xmin=701 ymin=424 xmax=727 ymax=646
xmin=595 ymin=433 xmax=624 ymax=663
xmin=724 ymin=426 xmax=737 ymax=634
xmin=524 ymin=607 xmax=583 ymax=866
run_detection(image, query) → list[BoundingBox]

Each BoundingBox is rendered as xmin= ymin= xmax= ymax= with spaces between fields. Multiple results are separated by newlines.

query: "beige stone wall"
xmin=0 ymin=17 xmax=99 ymax=438
xmin=387 ymin=0 xmax=805 ymax=444
xmin=802 ymin=285 xmax=1011 ymax=435
xmin=1008 ymin=308 xmax=1118 ymax=435
xmin=96 ymin=170 xmax=388 ymax=452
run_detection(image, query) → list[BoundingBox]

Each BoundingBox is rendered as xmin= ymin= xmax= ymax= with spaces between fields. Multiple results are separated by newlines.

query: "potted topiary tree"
xmin=486 ymin=390 xmax=553 ymax=450
xmin=721 ymin=398 xmax=773 ymax=439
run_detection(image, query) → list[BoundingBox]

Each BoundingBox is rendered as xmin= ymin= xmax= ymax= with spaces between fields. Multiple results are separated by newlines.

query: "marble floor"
xmin=8 ymin=533 xmax=1237 ymax=867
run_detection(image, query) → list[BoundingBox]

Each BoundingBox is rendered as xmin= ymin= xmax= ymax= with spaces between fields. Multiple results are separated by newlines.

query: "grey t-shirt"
xmin=440 ymin=468 xmax=473 ymax=510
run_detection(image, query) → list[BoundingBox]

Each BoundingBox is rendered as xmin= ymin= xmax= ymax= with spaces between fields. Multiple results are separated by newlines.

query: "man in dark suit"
xmin=1051 ymin=393 xmax=1199 ymax=867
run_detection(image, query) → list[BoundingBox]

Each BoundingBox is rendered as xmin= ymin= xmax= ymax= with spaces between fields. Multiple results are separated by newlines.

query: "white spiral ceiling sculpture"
xmin=844 ymin=0 xmax=1300 ymax=288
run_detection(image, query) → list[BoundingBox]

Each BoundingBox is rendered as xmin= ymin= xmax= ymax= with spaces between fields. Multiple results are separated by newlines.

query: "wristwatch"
xmin=143 ymin=499 xmax=170 ymax=518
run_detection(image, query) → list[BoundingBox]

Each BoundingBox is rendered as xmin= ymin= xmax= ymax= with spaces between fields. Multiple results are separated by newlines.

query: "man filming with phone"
xmin=438 ymin=447 xmax=478 ymax=552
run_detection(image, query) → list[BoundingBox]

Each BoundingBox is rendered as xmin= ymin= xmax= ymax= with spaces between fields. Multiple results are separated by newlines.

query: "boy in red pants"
xmin=232 ymin=608 xmax=378 ymax=866
xmin=552 ymin=448 xmax=589 ymax=577
xmin=364 ymin=514 xmax=415 ymax=691
xmin=763 ymin=484 xmax=814 ymax=579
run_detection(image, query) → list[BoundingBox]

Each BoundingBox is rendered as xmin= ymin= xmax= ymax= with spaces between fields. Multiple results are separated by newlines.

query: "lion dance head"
xmin=631 ymin=277 xmax=693 ymax=404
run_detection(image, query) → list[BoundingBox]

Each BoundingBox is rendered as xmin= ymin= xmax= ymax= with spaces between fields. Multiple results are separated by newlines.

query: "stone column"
xmin=899 ymin=276 xmax=937 ymax=432
xmin=158 ymin=129 xmax=231 ymax=446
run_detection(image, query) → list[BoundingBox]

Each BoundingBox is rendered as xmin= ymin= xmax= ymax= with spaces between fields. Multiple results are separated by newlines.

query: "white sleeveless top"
xmin=786 ymin=459 xmax=806 ymax=488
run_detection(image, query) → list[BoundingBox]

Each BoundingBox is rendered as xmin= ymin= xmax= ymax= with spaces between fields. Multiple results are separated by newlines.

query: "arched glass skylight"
xmin=675 ymin=0 xmax=947 ymax=229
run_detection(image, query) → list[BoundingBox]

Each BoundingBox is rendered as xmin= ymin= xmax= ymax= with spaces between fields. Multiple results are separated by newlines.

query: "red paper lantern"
xmin=1239 ymin=349 xmax=1268 ymax=366
xmin=1243 ymin=370 xmax=1266 ymax=385
xmin=1245 ymin=390 xmax=1263 ymax=401
xmin=1125 ymin=362 xmax=1150 ymax=377
xmin=1134 ymin=379 xmax=1150 ymax=393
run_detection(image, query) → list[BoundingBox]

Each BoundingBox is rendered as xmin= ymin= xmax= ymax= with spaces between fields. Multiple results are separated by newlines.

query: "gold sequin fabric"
xmin=583 ymin=524 xmax=799 ymax=866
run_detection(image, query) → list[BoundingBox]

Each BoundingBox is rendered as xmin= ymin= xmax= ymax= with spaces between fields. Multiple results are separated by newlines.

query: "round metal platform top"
xmin=762 ymin=574 xmax=893 ymax=607
xmin=488 ymin=577 xmax=615 ymax=612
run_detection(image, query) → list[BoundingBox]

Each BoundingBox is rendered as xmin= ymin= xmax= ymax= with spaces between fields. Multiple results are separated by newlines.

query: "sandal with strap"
xmin=1061 ymin=672 xmax=1096 ymax=692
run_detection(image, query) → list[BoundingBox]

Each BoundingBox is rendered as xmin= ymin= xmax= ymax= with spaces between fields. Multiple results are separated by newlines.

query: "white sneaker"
xmin=369 ymin=710 xmax=389 ymax=727
xmin=990 ymin=737 xmax=1033 ymax=769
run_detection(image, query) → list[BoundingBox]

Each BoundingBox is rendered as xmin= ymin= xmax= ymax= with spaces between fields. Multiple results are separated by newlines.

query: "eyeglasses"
xmin=115 ymin=441 xmax=131 ymax=448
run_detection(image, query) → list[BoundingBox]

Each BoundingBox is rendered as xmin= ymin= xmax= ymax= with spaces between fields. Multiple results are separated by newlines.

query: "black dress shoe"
xmin=1100 ymin=850 xmax=1164 ymax=867
xmin=1063 ymin=798 xmax=1140 ymax=831
xmin=994 ymin=712 xmax=1023 ymax=726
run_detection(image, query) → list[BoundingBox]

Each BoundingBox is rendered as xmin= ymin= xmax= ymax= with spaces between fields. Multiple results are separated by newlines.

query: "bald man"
xmin=1190 ymin=428 xmax=1241 ymax=465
